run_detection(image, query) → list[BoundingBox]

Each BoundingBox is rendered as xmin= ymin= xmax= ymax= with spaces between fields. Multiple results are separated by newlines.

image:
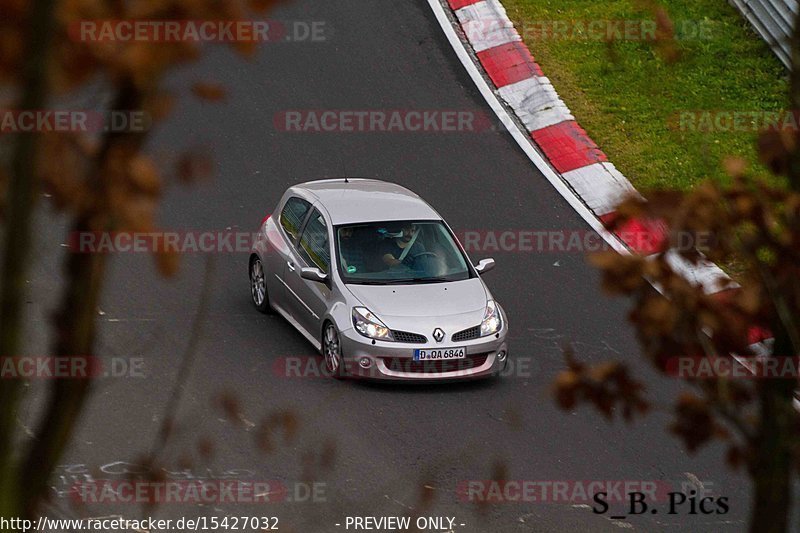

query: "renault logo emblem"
xmin=432 ymin=328 xmax=445 ymax=343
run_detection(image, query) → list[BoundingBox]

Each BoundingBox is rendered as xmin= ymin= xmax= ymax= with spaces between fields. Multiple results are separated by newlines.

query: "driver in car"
xmin=380 ymin=223 xmax=426 ymax=269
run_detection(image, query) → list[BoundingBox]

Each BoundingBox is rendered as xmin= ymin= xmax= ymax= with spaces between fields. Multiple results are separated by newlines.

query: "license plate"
xmin=413 ymin=347 xmax=466 ymax=361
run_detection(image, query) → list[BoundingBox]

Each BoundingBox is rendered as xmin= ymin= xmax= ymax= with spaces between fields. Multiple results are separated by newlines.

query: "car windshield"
xmin=335 ymin=220 xmax=471 ymax=284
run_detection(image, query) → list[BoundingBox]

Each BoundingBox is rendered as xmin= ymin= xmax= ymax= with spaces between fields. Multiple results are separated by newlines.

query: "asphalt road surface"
xmin=18 ymin=0 xmax=759 ymax=531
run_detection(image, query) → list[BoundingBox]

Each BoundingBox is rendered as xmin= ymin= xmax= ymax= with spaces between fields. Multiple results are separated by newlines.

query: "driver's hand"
xmin=382 ymin=253 xmax=402 ymax=267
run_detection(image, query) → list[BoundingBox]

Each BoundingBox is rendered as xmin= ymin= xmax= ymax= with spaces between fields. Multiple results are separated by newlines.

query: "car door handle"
xmin=287 ymin=261 xmax=296 ymax=272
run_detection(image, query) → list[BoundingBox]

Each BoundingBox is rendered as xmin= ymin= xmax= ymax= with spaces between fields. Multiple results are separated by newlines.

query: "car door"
xmin=270 ymin=196 xmax=313 ymax=314
xmin=285 ymin=207 xmax=333 ymax=338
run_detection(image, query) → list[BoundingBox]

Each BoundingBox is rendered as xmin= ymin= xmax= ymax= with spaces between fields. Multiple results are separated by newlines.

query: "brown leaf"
xmin=635 ymin=296 xmax=677 ymax=337
xmin=757 ymin=129 xmax=795 ymax=176
xmin=249 ymin=0 xmax=284 ymax=12
xmin=216 ymin=391 xmax=241 ymax=421
xmin=197 ymin=437 xmax=214 ymax=460
xmin=588 ymin=250 xmax=621 ymax=269
xmin=723 ymin=156 xmax=748 ymax=179
xmin=269 ymin=410 xmax=299 ymax=442
xmin=726 ymin=445 xmax=746 ymax=470
xmin=231 ymin=40 xmax=258 ymax=58
xmin=177 ymin=455 xmax=193 ymax=471
xmin=155 ymin=250 xmax=180 ymax=277
xmin=38 ymin=134 xmax=88 ymax=212
xmin=255 ymin=423 xmax=273 ymax=453
xmin=177 ymin=150 xmax=214 ymax=184
xmin=670 ymin=393 xmax=714 ymax=452
xmin=158 ymin=417 xmax=175 ymax=443
xmin=126 ymin=154 xmax=162 ymax=197
xmin=144 ymin=92 xmax=175 ymax=121
xmin=0 ymin=167 xmax=7 ymax=221
xmin=320 ymin=439 xmax=337 ymax=470
xmin=553 ymin=369 xmax=579 ymax=410
xmin=192 ymin=82 xmax=227 ymax=102
xmin=117 ymin=197 xmax=156 ymax=232
xmin=490 ymin=460 xmax=508 ymax=485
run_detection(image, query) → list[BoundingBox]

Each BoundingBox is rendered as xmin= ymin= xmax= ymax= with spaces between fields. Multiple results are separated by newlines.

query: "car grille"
xmin=391 ymin=330 xmax=427 ymax=343
xmin=381 ymin=353 xmax=490 ymax=374
xmin=451 ymin=325 xmax=481 ymax=342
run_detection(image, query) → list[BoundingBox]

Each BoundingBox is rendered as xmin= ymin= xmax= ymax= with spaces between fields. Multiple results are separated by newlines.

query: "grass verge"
xmin=500 ymin=0 xmax=789 ymax=191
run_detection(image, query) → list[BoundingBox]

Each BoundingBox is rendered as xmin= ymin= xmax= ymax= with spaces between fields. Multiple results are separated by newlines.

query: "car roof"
xmin=291 ymin=178 xmax=441 ymax=225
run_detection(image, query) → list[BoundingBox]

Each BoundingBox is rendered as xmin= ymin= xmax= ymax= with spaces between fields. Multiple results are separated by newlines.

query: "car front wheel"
xmin=322 ymin=322 xmax=345 ymax=379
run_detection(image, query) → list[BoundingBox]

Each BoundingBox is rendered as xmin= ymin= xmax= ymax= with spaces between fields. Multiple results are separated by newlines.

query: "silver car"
xmin=249 ymin=178 xmax=509 ymax=381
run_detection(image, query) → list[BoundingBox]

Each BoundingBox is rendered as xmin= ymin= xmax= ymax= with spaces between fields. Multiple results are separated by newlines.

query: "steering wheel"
xmin=410 ymin=252 xmax=439 ymax=260
xmin=408 ymin=251 xmax=445 ymax=276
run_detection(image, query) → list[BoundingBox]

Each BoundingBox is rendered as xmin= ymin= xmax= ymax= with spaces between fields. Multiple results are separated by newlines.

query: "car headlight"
xmin=480 ymin=300 xmax=502 ymax=336
xmin=352 ymin=307 xmax=394 ymax=341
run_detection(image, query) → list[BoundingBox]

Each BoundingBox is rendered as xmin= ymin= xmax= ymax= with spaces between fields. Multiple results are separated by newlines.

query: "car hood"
xmin=346 ymin=277 xmax=487 ymax=319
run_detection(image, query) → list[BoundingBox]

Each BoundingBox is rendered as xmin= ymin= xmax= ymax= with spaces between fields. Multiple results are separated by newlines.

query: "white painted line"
xmin=683 ymin=471 xmax=705 ymax=493
xmin=610 ymin=520 xmax=634 ymax=529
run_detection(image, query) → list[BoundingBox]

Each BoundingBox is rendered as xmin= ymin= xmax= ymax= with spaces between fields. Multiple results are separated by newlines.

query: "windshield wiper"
xmin=381 ymin=277 xmax=450 ymax=284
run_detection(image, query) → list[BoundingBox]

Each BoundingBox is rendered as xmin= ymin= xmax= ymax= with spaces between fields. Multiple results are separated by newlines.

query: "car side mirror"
xmin=300 ymin=267 xmax=329 ymax=283
xmin=474 ymin=258 xmax=495 ymax=275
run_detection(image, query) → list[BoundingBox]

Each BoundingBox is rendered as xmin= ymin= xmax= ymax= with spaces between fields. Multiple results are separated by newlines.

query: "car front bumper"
xmin=337 ymin=325 xmax=509 ymax=381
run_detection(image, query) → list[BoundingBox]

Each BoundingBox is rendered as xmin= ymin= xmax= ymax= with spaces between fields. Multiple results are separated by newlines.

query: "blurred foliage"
xmin=544 ymin=3 xmax=800 ymax=532
xmin=0 ymin=0 xmax=284 ymax=519
xmin=552 ymin=39 xmax=799 ymax=533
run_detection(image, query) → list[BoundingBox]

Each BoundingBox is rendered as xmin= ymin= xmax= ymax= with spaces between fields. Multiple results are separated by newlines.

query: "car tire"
xmin=249 ymin=256 xmax=272 ymax=314
xmin=322 ymin=322 xmax=346 ymax=379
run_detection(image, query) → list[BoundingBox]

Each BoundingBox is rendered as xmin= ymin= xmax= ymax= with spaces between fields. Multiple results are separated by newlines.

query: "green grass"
xmin=501 ymin=0 xmax=789 ymax=191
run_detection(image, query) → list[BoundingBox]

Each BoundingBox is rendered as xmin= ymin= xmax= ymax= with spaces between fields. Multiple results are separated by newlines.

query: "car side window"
xmin=280 ymin=197 xmax=312 ymax=242
xmin=297 ymin=209 xmax=331 ymax=273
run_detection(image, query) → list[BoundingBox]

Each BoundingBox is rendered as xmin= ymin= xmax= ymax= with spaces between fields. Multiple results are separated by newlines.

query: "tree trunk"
xmin=0 ymin=0 xmax=57 ymax=519
xmin=17 ymin=220 xmax=105 ymax=514
xmin=753 ymin=8 xmax=800 ymax=531
xmin=749 ymin=332 xmax=795 ymax=533
xmin=18 ymin=80 xmax=144 ymax=516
